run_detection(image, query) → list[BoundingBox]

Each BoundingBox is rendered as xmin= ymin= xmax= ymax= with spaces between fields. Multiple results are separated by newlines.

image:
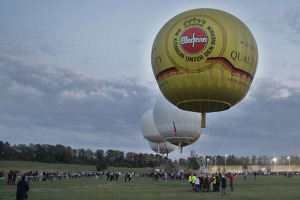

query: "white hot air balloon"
xmin=147 ymin=140 xmax=176 ymax=155
xmin=141 ymin=108 xmax=176 ymax=155
xmin=153 ymin=97 xmax=203 ymax=153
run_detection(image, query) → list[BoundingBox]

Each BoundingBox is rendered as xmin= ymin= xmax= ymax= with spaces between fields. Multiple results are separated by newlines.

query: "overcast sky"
xmin=1 ymin=0 xmax=300 ymax=160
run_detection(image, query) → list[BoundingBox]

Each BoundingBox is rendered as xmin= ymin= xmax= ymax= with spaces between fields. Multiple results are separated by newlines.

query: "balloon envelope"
xmin=141 ymin=108 xmax=177 ymax=154
xmin=153 ymin=97 xmax=202 ymax=150
xmin=151 ymin=8 xmax=258 ymax=114
xmin=141 ymin=108 xmax=166 ymax=143
xmin=147 ymin=140 xmax=177 ymax=154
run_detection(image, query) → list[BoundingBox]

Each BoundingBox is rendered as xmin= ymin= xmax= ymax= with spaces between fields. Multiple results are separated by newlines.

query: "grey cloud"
xmin=256 ymin=5 xmax=300 ymax=43
xmin=1 ymin=56 xmax=300 ymax=157
xmin=191 ymin=77 xmax=300 ymax=157
xmin=0 ymin=55 xmax=159 ymax=152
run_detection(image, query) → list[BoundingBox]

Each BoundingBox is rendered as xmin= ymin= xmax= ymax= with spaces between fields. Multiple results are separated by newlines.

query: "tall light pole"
xmin=287 ymin=156 xmax=291 ymax=172
xmin=214 ymin=156 xmax=217 ymax=169
xmin=224 ymin=155 xmax=228 ymax=173
xmin=273 ymin=157 xmax=277 ymax=173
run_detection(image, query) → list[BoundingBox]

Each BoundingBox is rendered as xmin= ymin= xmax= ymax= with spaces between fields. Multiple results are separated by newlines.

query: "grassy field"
xmin=0 ymin=160 xmax=151 ymax=174
xmin=1 ymin=161 xmax=300 ymax=200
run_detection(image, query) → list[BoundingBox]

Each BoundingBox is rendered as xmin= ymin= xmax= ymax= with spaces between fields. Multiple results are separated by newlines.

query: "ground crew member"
xmin=191 ymin=174 xmax=197 ymax=191
xmin=188 ymin=173 xmax=193 ymax=189
xmin=213 ymin=176 xmax=217 ymax=191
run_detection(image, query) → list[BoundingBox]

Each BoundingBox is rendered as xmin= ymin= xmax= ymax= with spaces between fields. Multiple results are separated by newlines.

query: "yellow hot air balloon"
xmin=151 ymin=8 xmax=258 ymax=127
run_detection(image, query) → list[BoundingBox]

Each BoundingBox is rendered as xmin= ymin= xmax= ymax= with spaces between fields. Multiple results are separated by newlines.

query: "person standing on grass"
xmin=195 ymin=176 xmax=200 ymax=192
xmin=188 ymin=173 xmax=193 ymax=190
xmin=221 ymin=175 xmax=226 ymax=196
xmin=191 ymin=174 xmax=197 ymax=191
xmin=199 ymin=175 xmax=203 ymax=192
xmin=16 ymin=175 xmax=29 ymax=200
xmin=7 ymin=169 xmax=13 ymax=185
xmin=106 ymin=171 xmax=110 ymax=181
xmin=212 ymin=175 xmax=217 ymax=191
xmin=205 ymin=174 xmax=210 ymax=192
xmin=229 ymin=173 xmax=234 ymax=191
xmin=216 ymin=173 xmax=221 ymax=192
xmin=244 ymin=170 xmax=247 ymax=180
xmin=12 ymin=170 xmax=17 ymax=185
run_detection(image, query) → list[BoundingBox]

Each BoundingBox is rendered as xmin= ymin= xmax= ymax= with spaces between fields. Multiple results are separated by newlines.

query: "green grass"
xmin=1 ymin=161 xmax=300 ymax=200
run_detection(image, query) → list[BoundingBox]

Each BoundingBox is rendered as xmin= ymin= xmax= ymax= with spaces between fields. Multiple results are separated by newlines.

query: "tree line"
xmin=0 ymin=141 xmax=169 ymax=170
xmin=1 ymin=141 xmax=300 ymax=171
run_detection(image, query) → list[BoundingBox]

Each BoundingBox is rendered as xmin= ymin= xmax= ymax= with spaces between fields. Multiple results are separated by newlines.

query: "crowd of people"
xmin=2 ymin=169 xmax=108 ymax=199
xmin=188 ymin=172 xmax=235 ymax=196
xmin=139 ymin=171 xmax=186 ymax=181
xmin=3 ymin=169 xmax=105 ymax=184
xmin=6 ymin=166 xmax=298 ymax=199
xmin=6 ymin=169 xmax=20 ymax=185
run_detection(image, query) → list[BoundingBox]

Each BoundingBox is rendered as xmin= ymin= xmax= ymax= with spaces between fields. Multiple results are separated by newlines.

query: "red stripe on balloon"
xmin=155 ymin=67 xmax=179 ymax=80
xmin=206 ymin=57 xmax=253 ymax=81
xmin=155 ymin=57 xmax=253 ymax=81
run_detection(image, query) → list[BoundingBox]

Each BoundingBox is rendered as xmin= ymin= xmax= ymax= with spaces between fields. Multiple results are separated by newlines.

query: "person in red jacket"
xmin=229 ymin=173 xmax=234 ymax=191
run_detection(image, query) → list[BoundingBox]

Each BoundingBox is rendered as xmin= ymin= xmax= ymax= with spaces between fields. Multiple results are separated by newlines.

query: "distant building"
xmin=190 ymin=150 xmax=198 ymax=158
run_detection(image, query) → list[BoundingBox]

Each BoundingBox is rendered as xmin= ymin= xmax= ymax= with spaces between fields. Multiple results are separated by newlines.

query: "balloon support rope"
xmin=201 ymin=112 xmax=206 ymax=128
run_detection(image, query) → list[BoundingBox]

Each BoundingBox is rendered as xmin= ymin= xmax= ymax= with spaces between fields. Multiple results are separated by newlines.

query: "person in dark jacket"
xmin=216 ymin=174 xmax=221 ymax=192
xmin=221 ymin=175 xmax=226 ymax=196
xmin=16 ymin=175 xmax=29 ymax=200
